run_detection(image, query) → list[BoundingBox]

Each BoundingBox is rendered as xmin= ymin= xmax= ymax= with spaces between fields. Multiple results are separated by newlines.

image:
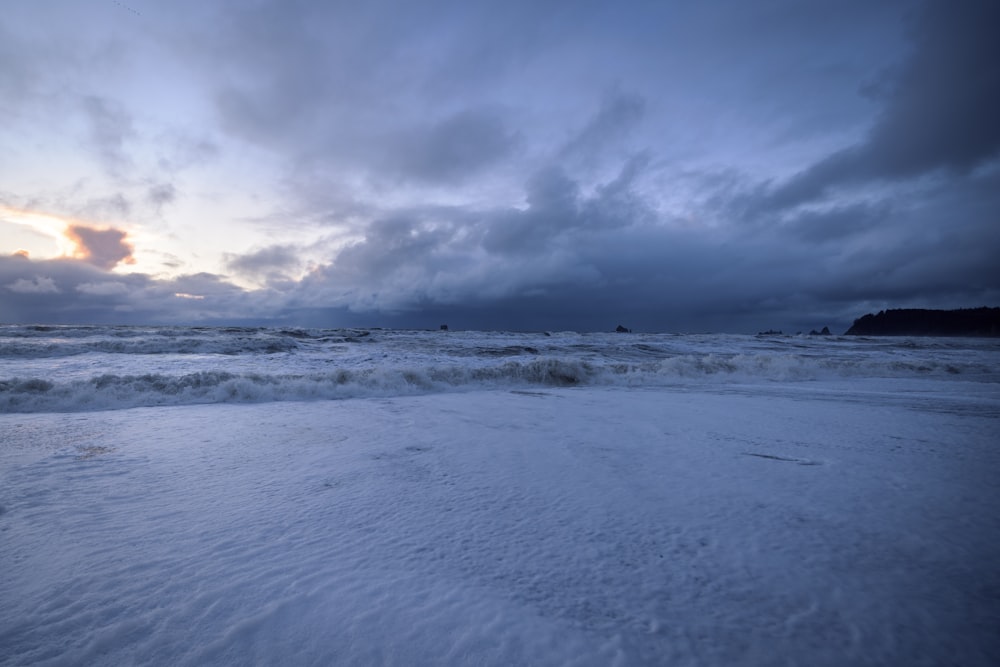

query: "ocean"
xmin=2 ymin=325 xmax=999 ymax=665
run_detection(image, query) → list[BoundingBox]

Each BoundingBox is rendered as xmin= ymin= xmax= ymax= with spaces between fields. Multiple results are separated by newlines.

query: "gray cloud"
xmin=783 ymin=203 xmax=891 ymax=243
xmin=481 ymin=168 xmax=579 ymax=255
xmin=65 ymin=225 xmax=135 ymax=270
xmin=82 ymin=95 xmax=136 ymax=176
xmin=281 ymin=145 xmax=998 ymax=332
xmin=287 ymin=161 xmax=706 ymax=320
xmin=558 ymin=90 xmax=645 ymax=165
xmin=388 ymin=108 xmax=518 ymax=184
xmin=864 ymin=0 xmax=1000 ymax=174
xmin=147 ymin=183 xmax=177 ymax=210
xmin=480 ymin=156 xmax=651 ymax=256
xmin=0 ymin=256 xmax=272 ymax=325
xmin=76 ymin=281 xmax=130 ymax=296
xmin=225 ymin=245 xmax=303 ymax=285
xmin=2 ymin=0 xmax=997 ymax=333
xmin=1 ymin=257 xmax=134 ymax=323
xmin=153 ymin=133 xmax=221 ymax=174
xmin=205 ymin=1 xmax=419 ymax=156
xmin=78 ymin=192 xmax=133 ymax=221
xmin=763 ymin=0 xmax=1000 ymax=210
xmin=7 ymin=276 xmax=61 ymax=294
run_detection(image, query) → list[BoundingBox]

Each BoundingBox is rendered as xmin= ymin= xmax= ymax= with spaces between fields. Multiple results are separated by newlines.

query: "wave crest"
xmin=1 ymin=352 xmax=991 ymax=413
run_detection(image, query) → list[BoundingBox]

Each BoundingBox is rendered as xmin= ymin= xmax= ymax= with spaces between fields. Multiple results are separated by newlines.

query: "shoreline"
xmin=3 ymin=385 xmax=998 ymax=665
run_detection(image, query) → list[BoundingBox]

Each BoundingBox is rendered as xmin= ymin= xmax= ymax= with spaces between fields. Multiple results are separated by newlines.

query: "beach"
xmin=3 ymin=378 xmax=998 ymax=665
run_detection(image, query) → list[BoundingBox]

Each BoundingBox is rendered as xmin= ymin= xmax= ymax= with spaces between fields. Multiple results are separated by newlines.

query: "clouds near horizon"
xmin=1 ymin=0 xmax=997 ymax=332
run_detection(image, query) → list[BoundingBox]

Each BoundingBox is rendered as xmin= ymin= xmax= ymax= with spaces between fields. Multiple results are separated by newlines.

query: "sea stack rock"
xmin=439 ymin=324 xmax=449 ymax=331
xmin=616 ymin=325 xmax=632 ymax=333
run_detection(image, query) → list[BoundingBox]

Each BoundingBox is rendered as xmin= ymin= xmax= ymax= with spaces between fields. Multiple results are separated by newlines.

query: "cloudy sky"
xmin=1 ymin=0 xmax=997 ymax=332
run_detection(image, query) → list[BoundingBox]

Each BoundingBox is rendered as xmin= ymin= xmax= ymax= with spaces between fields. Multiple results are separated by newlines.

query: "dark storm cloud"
xmin=784 ymin=203 xmax=891 ymax=243
xmin=1 ymin=256 xmax=140 ymax=323
xmin=845 ymin=173 xmax=1000 ymax=297
xmin=865 ymin=0 xmax=1000 ymax=173
xmin=481 ymin=156 xmax=650 ymax=255
xmin=304 ymin=213 xmax=482 ymax=311
xmin=3 ymin=0 xmax=997 ymax=332
xmin=290 ymin=159 xmax=659 ymax=317
xmin=306 ymin=216 xmax=834 ymax=332
xmin=285 ymin=136 xmax=999 ymax=333
xmin=747 ymin=165 xmax=1000 ymax=310
xmin=481 ymin=168 xmax=580 ymax=255
xmin=763 ymin=0 xmax=1000 ymax=210
xmin=0 ymin=256 xmax=266 ymax=325
xmin=291 ymin=155 xmax=653 ymax=309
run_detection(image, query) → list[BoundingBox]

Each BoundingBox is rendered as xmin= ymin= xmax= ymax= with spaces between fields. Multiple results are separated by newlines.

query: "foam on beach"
xmin=2 ymin=384 xmax=999 ymax=665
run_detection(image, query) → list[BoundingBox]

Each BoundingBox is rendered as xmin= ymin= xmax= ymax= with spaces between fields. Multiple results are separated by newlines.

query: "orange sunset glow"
xmin=0 ymin=206 xmax=135 ymax=270
xmin=0 ymin=206 xmax=78 ymax=258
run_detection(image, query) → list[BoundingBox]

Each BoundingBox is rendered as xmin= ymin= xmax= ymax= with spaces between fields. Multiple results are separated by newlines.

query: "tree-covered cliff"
xmin=845 ymin=308 xmax=1000 ymax=336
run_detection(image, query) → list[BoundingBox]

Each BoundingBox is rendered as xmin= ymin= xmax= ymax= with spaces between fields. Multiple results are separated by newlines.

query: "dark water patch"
xmin=0 ymin=378 xmax=54 ymax=393
xmin=476 ymin=346 xmax=541 ymax=357
xmin=742 ymin=452 xmax=821 ymax=466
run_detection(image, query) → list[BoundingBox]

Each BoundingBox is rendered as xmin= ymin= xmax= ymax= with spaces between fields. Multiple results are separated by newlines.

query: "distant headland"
xmin=845 ymin=307 xmax=1000 ymax=337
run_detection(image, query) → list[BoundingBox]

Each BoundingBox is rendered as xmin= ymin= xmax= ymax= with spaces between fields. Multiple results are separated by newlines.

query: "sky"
xmin=1 ymin=0 xmax=998 ymax=333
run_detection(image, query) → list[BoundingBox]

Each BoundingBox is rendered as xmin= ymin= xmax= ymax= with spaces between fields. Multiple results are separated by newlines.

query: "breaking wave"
xmin=2 ymin=353 xmax=994 ymax=413
xmin=0 ymin=327 xmax=380 ymax=358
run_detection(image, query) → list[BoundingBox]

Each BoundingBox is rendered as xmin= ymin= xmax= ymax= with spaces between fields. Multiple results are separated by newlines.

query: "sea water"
xmin=2 ymin=325 xmax=998 ymax=412
xmin=1 ymin=326 xmax=999 ymax=665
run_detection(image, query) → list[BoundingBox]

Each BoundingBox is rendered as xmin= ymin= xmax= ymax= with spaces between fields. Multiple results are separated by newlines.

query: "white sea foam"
xmin=2 ymin=326 xmax=998 ymax=412
xmin=2 ymin=384 xmax=998 ymax=665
